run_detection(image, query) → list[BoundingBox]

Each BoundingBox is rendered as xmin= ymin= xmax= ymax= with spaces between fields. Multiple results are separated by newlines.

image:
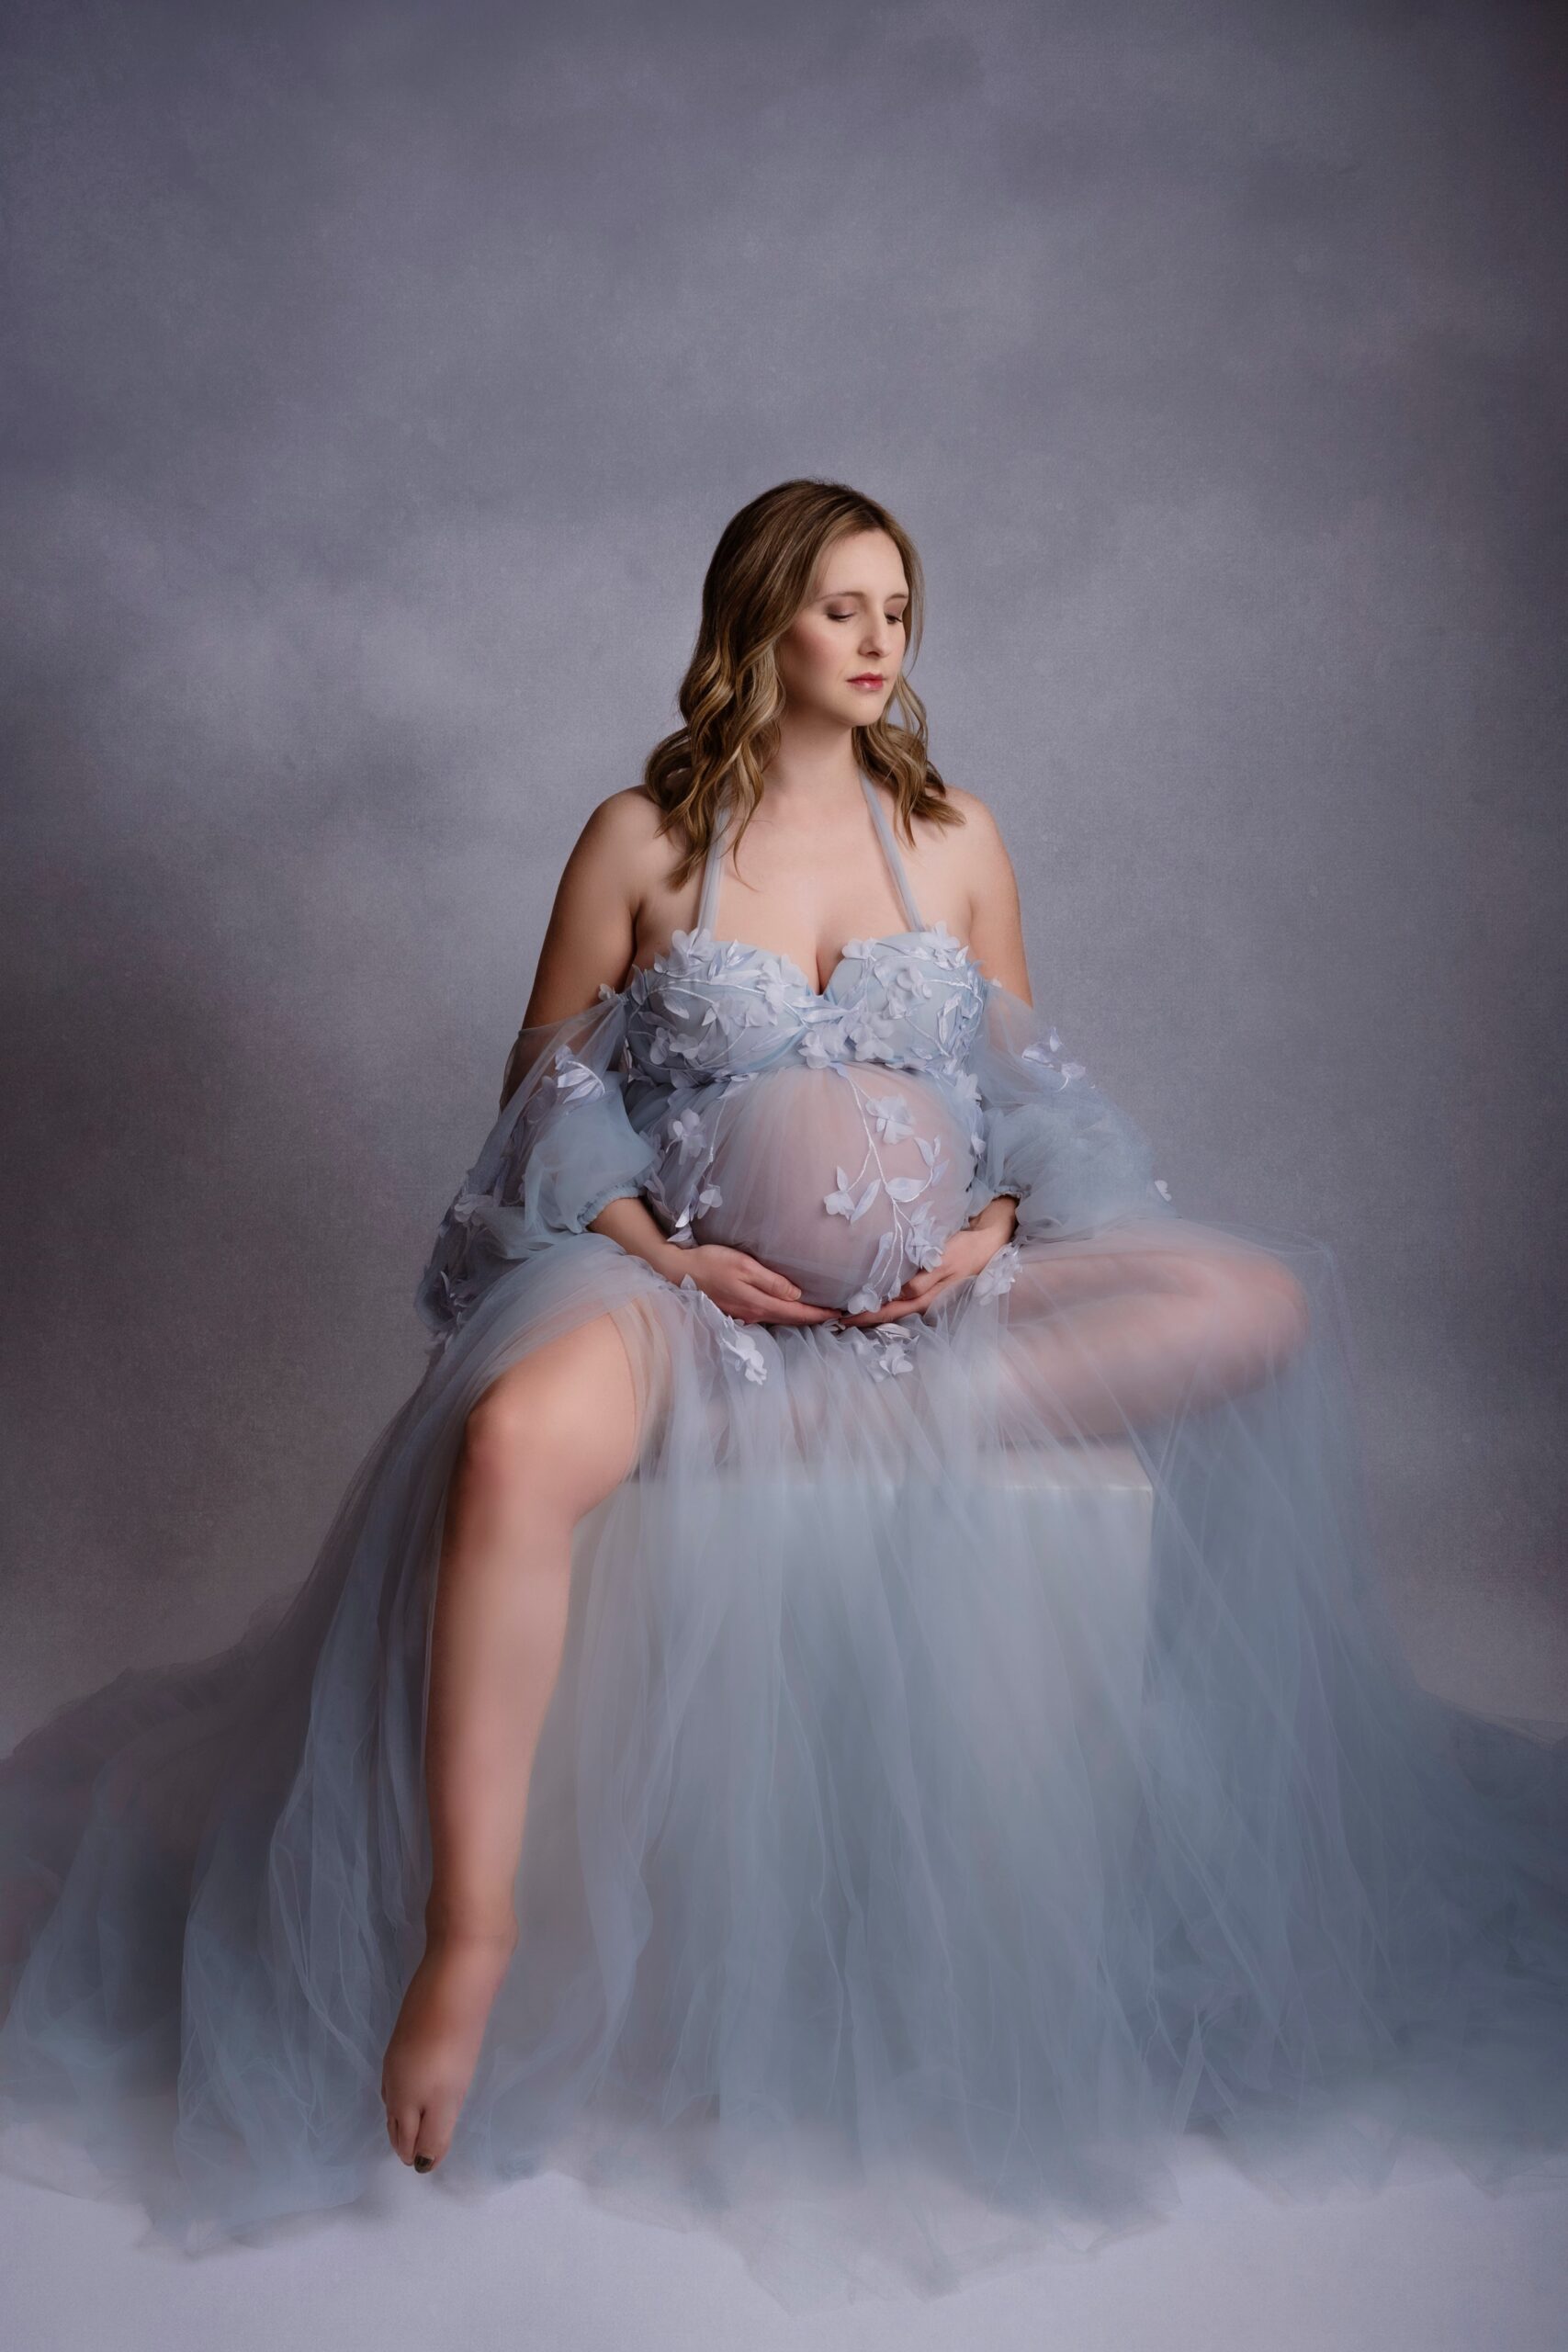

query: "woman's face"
xmin=773 ymin=529 xmax=908 ymax=729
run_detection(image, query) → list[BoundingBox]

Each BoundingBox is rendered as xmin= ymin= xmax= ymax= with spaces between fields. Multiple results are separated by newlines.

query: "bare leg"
xmin=381 ymin=1305 xmax=656 ymax=2176
xmin=992 ymin=1224 xmax=1312 ymax=1442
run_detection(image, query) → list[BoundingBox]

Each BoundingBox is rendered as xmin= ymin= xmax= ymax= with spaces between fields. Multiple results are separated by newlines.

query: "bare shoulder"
xmin=525 ymin=787 xmax=671 ymax=1029
xmin=561 ymin=785 xmax=672 ymax=904
xmin=931 ymin=779 xmax=1009 ymax=852
xmin=922 ymin=782 xmax=1029 ymax=992
xmin=571 ymin=782 xmax=667 ymax=861
xmin=914 ymin=780 xmax=1017 ymax=901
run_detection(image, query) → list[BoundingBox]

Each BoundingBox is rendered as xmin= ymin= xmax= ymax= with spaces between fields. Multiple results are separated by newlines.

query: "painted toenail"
xmin=414 ymin=2154 xmax=434 ymax=2172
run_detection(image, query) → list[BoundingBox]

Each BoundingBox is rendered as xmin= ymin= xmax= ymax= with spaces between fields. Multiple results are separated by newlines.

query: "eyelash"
xmin=828 ymin=611 xmax=906 ymax=625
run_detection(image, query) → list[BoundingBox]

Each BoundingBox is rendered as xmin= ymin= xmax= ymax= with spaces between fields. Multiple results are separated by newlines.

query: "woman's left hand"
xmin=837 ymin=1198 xmax=1020 ymax=1327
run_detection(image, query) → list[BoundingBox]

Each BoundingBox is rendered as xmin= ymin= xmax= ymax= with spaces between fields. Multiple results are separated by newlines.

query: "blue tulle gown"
xmin=3 ymin=775 xmax=1567 ymax=2307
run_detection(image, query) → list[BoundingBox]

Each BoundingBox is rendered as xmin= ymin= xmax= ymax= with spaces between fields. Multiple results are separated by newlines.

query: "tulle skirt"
xmin=3 ymin=1210 xmax=1567 ymax=2308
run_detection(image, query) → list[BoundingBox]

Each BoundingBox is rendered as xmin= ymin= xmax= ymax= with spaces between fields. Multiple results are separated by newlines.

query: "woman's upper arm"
xmin=521 ymin=791 xmax=655 ymax=1029
xmin=958 ymin=793 xmax=1032 ymax=1002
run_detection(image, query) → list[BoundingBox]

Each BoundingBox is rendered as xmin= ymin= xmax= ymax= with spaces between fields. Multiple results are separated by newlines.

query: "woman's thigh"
xmin=459 ymin=1297 xmax=673 ymax=1528
xmin=1006 ymin=1218 xmax=1310 ymax=1329
xmin=987 ymin=1218 xmax=1312 ymax=1433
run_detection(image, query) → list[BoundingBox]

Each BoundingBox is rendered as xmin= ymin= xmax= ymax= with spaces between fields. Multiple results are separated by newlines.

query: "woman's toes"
xmin=380 ymin=1925 xmax=517 ymax=2175
xmin=412 ymin=2098 xmax=460 ymax=2174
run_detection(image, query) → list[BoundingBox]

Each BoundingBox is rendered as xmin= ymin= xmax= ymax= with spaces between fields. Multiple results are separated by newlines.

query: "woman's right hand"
xmin=668 ymin=1242 xmax=839 ymax=1326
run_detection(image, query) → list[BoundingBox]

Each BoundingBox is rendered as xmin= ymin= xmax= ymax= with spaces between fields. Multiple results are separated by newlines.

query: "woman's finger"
xmin=841 ymin=1287 xmax=947 ymax=1328
xmin=736 ymin=1257 xmax=805 ymax=1300
xmin=900 ymin=1267 xmax=946 ymax=1298
xmin=732 ymin=1289 xmax=837 ymax=1326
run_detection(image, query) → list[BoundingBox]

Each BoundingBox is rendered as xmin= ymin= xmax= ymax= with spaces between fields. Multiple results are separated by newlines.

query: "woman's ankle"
xmin=421 ymin=1897 xmax=520 ymax=1952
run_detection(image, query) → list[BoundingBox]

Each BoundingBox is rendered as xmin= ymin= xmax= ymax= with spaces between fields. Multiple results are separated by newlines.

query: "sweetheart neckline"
xmin=631 ymin=921 xmax=983 ymax=1005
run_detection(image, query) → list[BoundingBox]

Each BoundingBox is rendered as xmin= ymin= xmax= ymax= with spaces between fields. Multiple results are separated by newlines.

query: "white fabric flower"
xmin=721 ymin=1326 xmax=768 ymax=1383
xmin=838 ymin=1318 xmax=921 ymax=1379
xmin=973 ymin=1240 xmax=1022 ymax=1299
xmin=867 ymin=1091 xmax=914 ymax=1143
xmin=549 ymin=1047 xmax=607 ymax=1104
xmin=669 ymin=1107 xmax=707 ymax=1159
xmin=799 ymin=1012 xmax=852 ymax=1067
xmin=825 ymin=1169 xmax=882 ymax=1223
xmin=874 ymin=1327 xmax=918 ymax=1375
xmin=676 ymin=1272 xmax=769 ymax=1383
xmin=904 ymin=1202 xmax=947 ymax=1271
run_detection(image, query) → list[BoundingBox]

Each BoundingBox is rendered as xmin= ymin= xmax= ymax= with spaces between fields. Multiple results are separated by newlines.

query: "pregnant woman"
xmin=3 ymin=478 xmax=1566 ymax=2306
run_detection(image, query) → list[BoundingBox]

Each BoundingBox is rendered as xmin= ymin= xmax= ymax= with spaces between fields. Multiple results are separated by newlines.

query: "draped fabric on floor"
xmin=3 ymin=965 xmax=1568 ymax=2310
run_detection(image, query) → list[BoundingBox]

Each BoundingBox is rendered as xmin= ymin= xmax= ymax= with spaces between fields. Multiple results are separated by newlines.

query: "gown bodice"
xmin=617 ymin=775 xmax=995 ymax=1312
xmin=621 ymin=773 xmax=989 ymax=1084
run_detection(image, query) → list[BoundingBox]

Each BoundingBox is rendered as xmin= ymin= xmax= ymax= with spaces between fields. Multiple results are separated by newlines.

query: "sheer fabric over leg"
xmin=987 ymin=1220 xmax=1313 ymax=1443
xmin=417 ymin=1303 xmax=665 ymax=1929
xmin=3 ymin=1109 xmax=1567 ymax=2308
xmin=426 ymin=1213 xmax=1568 ymax=2306
xmin=0 ymin=1237 xmax=681 ymax=2239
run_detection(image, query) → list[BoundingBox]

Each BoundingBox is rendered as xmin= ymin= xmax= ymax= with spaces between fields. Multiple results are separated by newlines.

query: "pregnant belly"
xmin=689 ymin=1064 xmax=978 ymax=1314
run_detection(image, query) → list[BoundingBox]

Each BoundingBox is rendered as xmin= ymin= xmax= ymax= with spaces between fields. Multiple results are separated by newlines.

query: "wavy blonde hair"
xmin=642 ymin=479 xmax=963 ymax=893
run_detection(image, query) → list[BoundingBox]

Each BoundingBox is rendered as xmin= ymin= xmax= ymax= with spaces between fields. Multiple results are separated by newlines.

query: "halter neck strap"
xmin=859 ymin=772 xmax=924 ymax=930
xmin=694 ymin=801 xmax=728 ymax=933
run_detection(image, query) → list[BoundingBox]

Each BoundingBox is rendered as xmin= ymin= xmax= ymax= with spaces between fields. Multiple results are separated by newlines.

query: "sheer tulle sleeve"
xmin=965 ymin=977 xmax=1177 ymax=1240
xmin=415 ymin=988 xmax=655 ymax=1349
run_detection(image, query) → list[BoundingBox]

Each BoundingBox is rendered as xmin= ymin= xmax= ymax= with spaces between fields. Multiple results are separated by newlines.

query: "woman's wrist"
xmin=588 ymin=1193 xmax=687 ymax=1277
xmin=969 ymin=1192 xmax=1020 ymax=1244
xmin=649 ymin=1238 xmax=694 ymax=1282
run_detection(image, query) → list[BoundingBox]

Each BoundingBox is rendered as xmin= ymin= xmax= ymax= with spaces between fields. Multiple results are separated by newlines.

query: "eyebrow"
xmin=817 ymin=588 xmax=909 ymax=602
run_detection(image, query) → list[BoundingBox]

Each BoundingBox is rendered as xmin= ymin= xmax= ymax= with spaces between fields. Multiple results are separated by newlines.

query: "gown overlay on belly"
xmin=3 ymin=775 xmax=1567 ymax=2306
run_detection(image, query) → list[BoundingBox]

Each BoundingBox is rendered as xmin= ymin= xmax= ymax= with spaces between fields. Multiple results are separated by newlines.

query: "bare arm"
xmin=950 ymin=792 xmax=1032 ymax=1244
xmin=498 ymin=788 xmax=662 ymax=1106
xmin=956 ymin=791 xmax=1032 ymax=1004
xmin=516 ymin=794 xmax=647 ymax=1033
xmin=501 ymin=793 xmax=833 ymax=1323
xmin=950 ymin=793 xmax=1032 ymax=1233
xmin=950 ymin=797 xmax=1028 ymax=1241
xmin=495 ymin=794 xmax=678 ymax=1274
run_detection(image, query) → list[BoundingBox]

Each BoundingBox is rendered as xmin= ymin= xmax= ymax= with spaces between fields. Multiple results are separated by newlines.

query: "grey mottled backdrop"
xmin=3 ymin=0 xmax=1564 ymax=1743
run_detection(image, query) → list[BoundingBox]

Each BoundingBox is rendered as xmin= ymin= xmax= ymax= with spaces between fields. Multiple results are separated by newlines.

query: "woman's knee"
xmin=1211 ymin=1250 xmax=1312 ymax=1370
xmin=460 ymin=1379 xmax=545 ymax=1493
xmin=460 ymin=1318 xmax=640 ymax=1515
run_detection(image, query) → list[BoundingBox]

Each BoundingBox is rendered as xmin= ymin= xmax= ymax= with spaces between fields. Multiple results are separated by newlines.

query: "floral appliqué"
xmin=547 ymin=1046 xmax=607 ymax=1104
xmin=972 ymin=1238 xmax=1022 ymax=1298
xmin=1021 ymin=1028 xmax=1087 ymax=1087
xmin=678 ymin=1273 xmax=769 ymax=1384
xmin=834 ymin=1319 xmax=923 ymax=1381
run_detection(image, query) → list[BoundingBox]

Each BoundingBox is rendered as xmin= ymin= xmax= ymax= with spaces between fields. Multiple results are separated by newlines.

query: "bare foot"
xmin=381 ymin=1918 xmax=520 ymax=2174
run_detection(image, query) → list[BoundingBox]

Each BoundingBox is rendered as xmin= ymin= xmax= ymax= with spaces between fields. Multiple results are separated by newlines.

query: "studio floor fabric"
xmin=4 ymin=776 xmax=1566 ymax=2308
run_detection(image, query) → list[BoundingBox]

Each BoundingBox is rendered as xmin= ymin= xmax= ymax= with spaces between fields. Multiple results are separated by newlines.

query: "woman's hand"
xmin=837 ymin=1196 xmax=1021 ymax=1328
xmin=673 ymin=1242 xmax=840 ymax=1326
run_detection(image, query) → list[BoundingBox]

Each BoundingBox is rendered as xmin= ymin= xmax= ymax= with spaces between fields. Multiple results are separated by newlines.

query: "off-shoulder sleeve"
xmin=964 ymin=978 xmax=1177 ymax=1241
xmin=415 ymin=989 xmax=656 ymax=1347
